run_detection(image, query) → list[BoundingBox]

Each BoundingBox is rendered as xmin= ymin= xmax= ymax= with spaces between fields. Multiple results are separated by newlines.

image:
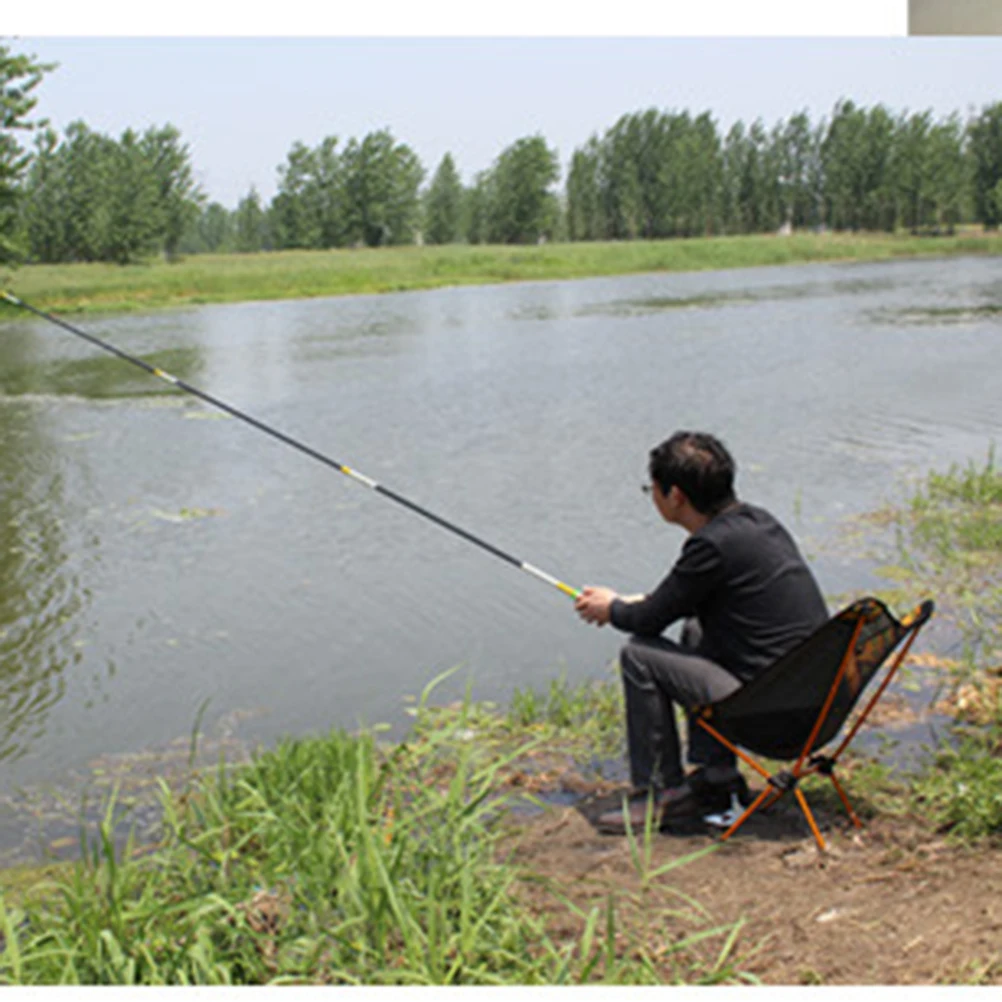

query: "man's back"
xmin=611 ymin=502 xmax=828 ymax=681
xmin=690 ymin=503 xmax=828 ymax=680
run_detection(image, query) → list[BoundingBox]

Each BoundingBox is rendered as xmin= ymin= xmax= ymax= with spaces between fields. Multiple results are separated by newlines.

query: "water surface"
xmin=1 ymin=255 xmax=999 ymax=854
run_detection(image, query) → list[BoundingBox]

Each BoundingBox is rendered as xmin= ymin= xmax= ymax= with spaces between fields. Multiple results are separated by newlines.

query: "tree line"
xmin=3 ymin=43 xmax=1002 ymax=267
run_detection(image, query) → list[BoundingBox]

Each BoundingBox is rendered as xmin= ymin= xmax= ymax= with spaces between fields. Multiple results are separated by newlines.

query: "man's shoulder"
xmin=703 ymin=501 xmax=778 ymax=533
xmin=699 ymin=502 xmax=797 ymax=548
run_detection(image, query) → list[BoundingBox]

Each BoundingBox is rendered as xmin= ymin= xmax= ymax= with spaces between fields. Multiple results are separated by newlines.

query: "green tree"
xmin=311 ymin=136 xmax=346 ymax=248
xmin=565 ymin=138 xmax=604 ymax=241
xmin=682 ymin=111 xmax=723 ymax=237
xmin=821 ymin=101 xmax=899 ymax=232
xmin=22 ymin=120 xmax=203 ymax=263
xmin=821 ymin=100 xmax=869 ymax=230
xmin=140 ymin=124 xmax=204 ymax=260
xmin=423 ymin=153 xmax=464 ymax=245
xmin=720 ymin=122 xmax=746 ymax=233
xmin=200 ymin=202 xmax=234 ymax=252
xmin=59 ymin=121 xmax=117 ymax=261
xmin=22 ymin=120 xmax=109 ymax=262
xmin=892 ymin=110 xmax=933 ymax=232
xmin=627 ymin=110 xmax=670 ymax=238
xmin=179 ymin=200 xmax=234 ymax=254
xmin=968 ymin=102 xmax=1002 ymax=229
xmin=751 ymin=119 xmax=783 ymax=233
xmin=861 ymin=105 xmax=897 ymax=231
xmin=924 ymin=115 xmax=967 ymax=232
xmin=776 ymin=110 xmax=820 ymax=230
xmin=464 ymin=171 xmax=492 ymax=245
xmin=341 ymin=130 xmax=424 ymax=247
xmin=102 ymin=127 xmax=164 ymax=264
xmin=585 ymin=107 xmax=724 ymax=240
xmin=271 ymin=141 xmax=322 ymax=249
xmin=270 ymin=135 xmax=346 ymax=249
xmin=722 ymin=119 xmax=776 ymax=234
xmin=600 ymin=123 xmax=643 ymax=239
xmin=21 ymin=127 xmax=66 ymax=261
xmin=486 ymin=135 xmax=560 ymax=244
xmin=234 ymin=187 xmax=267 ymax=252
xmin=0 ymin=43 xmax=54 ymax=262
xmin=598 ymin=110 xmax=668 ymax=239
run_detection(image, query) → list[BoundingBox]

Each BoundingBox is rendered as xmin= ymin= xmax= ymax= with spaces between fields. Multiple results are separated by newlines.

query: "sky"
xmin=8 ymin=3 xmax=1002 ymax=208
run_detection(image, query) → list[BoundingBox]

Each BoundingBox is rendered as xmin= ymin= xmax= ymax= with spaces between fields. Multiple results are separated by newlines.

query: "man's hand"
xmin=574 ymin=586 xmax=620 ymax=627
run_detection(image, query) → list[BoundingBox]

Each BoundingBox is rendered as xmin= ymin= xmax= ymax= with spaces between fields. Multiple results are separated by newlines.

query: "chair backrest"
xmin=706 ymin=597 xmax=934 ymax=760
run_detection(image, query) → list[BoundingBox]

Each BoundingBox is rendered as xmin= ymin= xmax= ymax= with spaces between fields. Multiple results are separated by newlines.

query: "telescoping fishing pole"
xmin=2 ymin=290 xmax=581 ymax=600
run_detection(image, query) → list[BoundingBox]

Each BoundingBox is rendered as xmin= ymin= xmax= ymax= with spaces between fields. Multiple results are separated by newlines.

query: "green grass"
xmin=837 ymin=448 xmax=1002 ymax=842
xmin=911 ymin=726 xmax=1002 ymax=841
xmin=2 ymin=229 xmax=1001 ymax=316
xmin=0 ymin=671 xmax=744 ymax=986
xmin=906 ymin=449 xmax=1002 ymax=566
xmin=923 ymin=445 xmax=1002 ymax=507
xmin=506 ymin=671 xmax=622 ymax=737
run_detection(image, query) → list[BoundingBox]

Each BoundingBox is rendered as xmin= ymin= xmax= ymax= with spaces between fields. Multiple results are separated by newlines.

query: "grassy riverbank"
xmin=3 ymin=230 xmax=1002 ymax=316
xmin=856 ymin=451 xmax=1002 ymax=840
xmin=0 ymin=672 xmax=746 ymax=986
xmin=3 ymin=457 xmax=1002 ymax=984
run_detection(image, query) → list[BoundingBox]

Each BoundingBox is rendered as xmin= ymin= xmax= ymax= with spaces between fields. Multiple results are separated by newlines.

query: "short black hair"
xmin=648 ymin=431 xmax=737 ymax=516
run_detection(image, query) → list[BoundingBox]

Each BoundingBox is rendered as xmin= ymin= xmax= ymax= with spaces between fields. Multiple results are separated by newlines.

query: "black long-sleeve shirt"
xmin=609 ymin=502 xmax=828 ymax=683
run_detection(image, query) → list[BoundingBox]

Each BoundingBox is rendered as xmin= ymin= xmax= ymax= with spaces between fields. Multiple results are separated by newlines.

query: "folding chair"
xmin=693 ymin=597 xmax=935 ymax=851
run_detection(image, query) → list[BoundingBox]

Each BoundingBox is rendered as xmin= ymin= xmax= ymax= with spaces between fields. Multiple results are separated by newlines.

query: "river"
xmin=1 ymin=254 xmax=1000 ymax=858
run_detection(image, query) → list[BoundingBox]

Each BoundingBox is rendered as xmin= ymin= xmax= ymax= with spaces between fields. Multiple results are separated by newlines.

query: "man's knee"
xmin=618 ymin=637 xmax=657 ymax=689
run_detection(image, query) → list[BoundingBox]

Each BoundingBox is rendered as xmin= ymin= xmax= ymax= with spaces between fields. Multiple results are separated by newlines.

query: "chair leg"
xmin=793 ymin=788 xmax=827 ymax=852
xmin=721 ymin=779 xmax=829 ymax=852
xmin=829 ymin=772 xmax=863 ymax=829
xmin=760 ymin=787 xmax=783 ymax=811
xmin=719 ymin=785 xmax=775 ymax=842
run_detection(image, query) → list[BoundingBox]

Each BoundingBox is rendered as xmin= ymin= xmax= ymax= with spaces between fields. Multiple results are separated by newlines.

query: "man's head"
xmin=648 ymin=431 xmax=737 ymax=517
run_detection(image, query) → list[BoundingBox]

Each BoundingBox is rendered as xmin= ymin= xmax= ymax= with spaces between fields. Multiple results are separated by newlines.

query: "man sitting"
xmin=574 ymin=430 xmax=828 ymax=834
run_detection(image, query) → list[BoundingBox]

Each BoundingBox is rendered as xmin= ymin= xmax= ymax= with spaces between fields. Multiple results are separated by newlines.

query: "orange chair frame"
xmin=694 ymin=608 xmax=930 ymax=851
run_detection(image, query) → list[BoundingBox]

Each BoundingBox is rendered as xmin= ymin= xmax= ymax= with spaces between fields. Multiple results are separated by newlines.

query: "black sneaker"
xmin=687 ymin=766 xmax=752 ymax=814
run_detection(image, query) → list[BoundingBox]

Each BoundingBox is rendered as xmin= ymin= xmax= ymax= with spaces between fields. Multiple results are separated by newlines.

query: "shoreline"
xmin=2 ymin=289 xmax=1002 ymax=982
xmin=2 ymin=230 xmax=1001 ymax=318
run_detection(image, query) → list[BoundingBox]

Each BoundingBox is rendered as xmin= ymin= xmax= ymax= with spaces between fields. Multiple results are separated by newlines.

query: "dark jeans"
xmin=618 ymin=621 xmax=742 ymax=790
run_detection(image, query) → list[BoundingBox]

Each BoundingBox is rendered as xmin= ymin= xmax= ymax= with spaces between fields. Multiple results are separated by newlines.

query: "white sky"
xmin=8 ymin=2 xmax=1002 ymax=208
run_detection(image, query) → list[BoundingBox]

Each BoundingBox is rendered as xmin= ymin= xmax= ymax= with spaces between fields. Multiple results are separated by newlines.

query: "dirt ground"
xmin=505 ymin=782 xmax=1002 ymax=985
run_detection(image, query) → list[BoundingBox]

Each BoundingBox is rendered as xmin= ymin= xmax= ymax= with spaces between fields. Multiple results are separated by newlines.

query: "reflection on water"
xmin=0 ymin=404 xmax=85 ymax=763
xmin=1 ymin=254 xmax=1001 ymax=863
xmin=0 ymin=343 xmax=205 ymax=400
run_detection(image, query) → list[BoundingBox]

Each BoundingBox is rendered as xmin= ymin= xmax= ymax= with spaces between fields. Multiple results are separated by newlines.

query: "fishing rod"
xmin=1 ymin=290 xmax=581 ymax=600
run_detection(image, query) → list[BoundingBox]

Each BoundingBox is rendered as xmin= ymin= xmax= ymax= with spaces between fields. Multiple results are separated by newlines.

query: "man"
xmin=575 ymin=431 xmax=828 ymax=834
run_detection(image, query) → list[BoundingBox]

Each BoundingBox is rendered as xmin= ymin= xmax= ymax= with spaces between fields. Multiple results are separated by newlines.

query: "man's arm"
xmin=575 ymin=535 xmax=724 ymax=635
